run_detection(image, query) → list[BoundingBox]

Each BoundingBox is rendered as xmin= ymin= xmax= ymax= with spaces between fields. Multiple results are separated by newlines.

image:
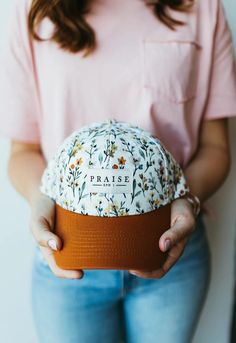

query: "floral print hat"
xmin=40 ymin=119 xmax=190 ymax=271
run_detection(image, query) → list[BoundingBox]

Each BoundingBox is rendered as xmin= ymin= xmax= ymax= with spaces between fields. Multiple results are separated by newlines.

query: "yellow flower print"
xmin=104 ymin=202 xmax=119 ymax=214
xmin=63 ymin=198 xmax=73 ymax=208
xmin=71 ymin=142 xmax=83 ymax=156
xmin=111 ymin=204 xmax=118 ymax=212
xmin=75 ymin=142 xmax=83 ymax=150
xmin=76 ymin=157 xmax=83 ymax=166
xmin=118 ymin=156 xmax=126 ymax=165
xmin=154 ymin=199 xmax=161 ymax=206
xmin=118 ymin=210 xmax=126 ymax=216
xmin=109 ymin=143 xmax=118 ymax=157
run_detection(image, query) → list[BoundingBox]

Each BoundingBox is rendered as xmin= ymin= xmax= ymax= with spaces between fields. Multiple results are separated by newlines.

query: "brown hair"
xmin=28 ymin=0 xmax=194 ymax=56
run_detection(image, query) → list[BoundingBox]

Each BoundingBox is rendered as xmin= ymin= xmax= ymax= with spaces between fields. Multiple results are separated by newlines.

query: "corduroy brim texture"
xmin=53 ymin=202 xmax=171 ymax=270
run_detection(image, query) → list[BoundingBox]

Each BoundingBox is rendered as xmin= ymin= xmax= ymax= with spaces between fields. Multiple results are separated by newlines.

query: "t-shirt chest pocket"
xmin=142 ymin=38 xmax=202 ymax=103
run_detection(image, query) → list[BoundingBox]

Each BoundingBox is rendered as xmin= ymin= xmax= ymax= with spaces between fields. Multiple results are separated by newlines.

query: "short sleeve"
xmin=203 ymin=0 xmax=236 ymax=120
xmin=0 ymin=0 xmax=41 ymax=142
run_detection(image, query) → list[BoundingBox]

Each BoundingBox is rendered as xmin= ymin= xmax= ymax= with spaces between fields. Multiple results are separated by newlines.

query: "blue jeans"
xmin=30 ymin=212 xmax=211 ymax=343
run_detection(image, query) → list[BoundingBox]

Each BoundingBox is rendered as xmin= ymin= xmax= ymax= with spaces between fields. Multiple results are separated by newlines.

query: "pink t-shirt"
xmin=0 ymin=0 xmax=236 ymax=169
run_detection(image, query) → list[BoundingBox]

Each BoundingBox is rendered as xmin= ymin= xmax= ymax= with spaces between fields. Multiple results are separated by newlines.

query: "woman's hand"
xmin=128 ymin=197 xmax=196 ymax=279
xmin=29 ymin=192 xmax=84 ymax=279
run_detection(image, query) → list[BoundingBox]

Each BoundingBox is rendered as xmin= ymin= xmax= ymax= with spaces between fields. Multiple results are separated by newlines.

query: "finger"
xmin=40 ymin=246 xmax=84 ymax=279
xmin=129 ymin=266 xmax=166 ymax=278
xmin=129 ymin=236 xmax=189 ymax=279
xmin=129 ymin=270 xmax=157 ymax=279
xmin=159 ymin=237 xmax=189 ymax=275
xmin=159 ymin=214 xmax=195 ymax=252
xmin=30 ymin=216 xmax=62 ymax=251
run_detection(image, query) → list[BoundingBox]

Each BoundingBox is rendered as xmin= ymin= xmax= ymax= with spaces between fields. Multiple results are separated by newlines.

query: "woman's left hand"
xmin=128 ymin=196 xmax=197 ymax=279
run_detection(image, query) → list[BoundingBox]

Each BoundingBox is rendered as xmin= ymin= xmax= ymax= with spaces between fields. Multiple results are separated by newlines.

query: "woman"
xmin=0 ymin=0 xmax=236 ymax=342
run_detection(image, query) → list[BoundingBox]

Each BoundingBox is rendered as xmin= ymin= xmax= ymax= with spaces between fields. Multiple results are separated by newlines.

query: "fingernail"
xmin=129 ymin=271 xmax=139 ymax=276
xmin=48 ymin=239 xmax=58 ymax=251
xmin=73 ymin=273 xmax=82 ymax=279
xmin=164 ymin=239 xmax=171 ymax=252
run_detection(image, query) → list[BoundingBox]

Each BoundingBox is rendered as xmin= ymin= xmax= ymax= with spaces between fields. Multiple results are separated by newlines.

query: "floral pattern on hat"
xmin=40 ymin=119 xmax=190 ymax=217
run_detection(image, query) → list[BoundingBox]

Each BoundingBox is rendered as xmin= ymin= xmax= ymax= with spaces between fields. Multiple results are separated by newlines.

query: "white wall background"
xmin=0 ymin=1 xmax=235 ymax=342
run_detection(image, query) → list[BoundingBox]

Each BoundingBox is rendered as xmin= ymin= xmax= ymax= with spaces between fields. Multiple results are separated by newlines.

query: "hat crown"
xmin=40 ymin=119 xmax=189 ymax=216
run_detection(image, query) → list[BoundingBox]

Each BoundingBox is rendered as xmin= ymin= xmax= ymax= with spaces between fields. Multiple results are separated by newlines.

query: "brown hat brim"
xmin=53 ymin=202 xmax=171 ymax=270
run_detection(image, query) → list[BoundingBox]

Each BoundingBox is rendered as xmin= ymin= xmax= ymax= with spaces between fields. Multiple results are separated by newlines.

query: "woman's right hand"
xmin=29 ymin=192 xmax=84 ymax=279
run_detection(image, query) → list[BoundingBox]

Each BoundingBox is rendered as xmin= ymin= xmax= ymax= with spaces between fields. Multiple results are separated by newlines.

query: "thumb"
xmin=159 ymin=215 xmax=194 ymax=252
xmin=30 ymin=216 xmax=62 ymax=251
